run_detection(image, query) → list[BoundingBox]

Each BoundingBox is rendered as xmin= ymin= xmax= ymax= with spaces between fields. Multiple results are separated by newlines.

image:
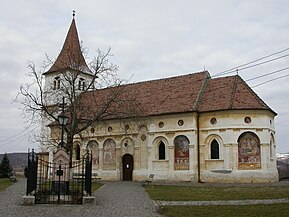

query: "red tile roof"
xmin=198 ymin=75 xmax=275 ymax=114
xmin=44 ymin=18 xmax=91 ymax=75
xmin=78 ymin=72 xmax=276 ymax=119
xmin=77 ymin=72 xmax=209 ymax=120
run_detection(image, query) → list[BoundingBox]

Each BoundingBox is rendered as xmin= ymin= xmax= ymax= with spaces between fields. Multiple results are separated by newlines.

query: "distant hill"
xmin=0 ymin=153 xmax=27 ymax=172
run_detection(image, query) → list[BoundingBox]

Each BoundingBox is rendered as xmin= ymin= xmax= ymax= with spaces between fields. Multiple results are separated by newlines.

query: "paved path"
xmin=0 ymin=179 xmax=161 ymax=217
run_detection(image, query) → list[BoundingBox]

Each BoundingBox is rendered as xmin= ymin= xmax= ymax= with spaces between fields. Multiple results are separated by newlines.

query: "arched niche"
xmin=238 ymin=132 xmax=261 ymax=170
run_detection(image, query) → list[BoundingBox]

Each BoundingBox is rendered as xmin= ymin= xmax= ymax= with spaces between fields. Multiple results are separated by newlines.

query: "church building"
xmin=43 ymin=16 xmax=278 ymax=183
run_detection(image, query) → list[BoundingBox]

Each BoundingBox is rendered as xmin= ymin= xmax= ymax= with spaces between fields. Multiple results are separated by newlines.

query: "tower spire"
xmin=44 ymin=13 xmax=91 ymax=75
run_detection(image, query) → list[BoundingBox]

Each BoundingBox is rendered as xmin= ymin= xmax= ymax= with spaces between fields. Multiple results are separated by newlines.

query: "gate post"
xmin=84 ymin=151 xmax=92 ymax=196
xmin=26 ymin=149 xmax=38 ymax=196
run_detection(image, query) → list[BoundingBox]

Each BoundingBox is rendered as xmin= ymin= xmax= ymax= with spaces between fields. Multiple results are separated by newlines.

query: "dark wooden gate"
xmin=122 ymin=154 xmax=133 ymax=181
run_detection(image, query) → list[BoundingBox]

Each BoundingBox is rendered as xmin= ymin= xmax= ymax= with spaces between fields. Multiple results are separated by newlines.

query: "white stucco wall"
xmin=48 ymin=110 xmax=278 ymax=183
xmin=199 ymin=110 xmax=278 ymax=183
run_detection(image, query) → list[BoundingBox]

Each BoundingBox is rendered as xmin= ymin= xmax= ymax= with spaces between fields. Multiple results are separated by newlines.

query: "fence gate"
xmin=26 ymin=149 xmax=92 ymax=205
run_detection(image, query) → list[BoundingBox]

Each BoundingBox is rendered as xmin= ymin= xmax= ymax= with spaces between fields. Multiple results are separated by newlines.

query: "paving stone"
xmin=0 ymin=179 xmax=161 ymax=217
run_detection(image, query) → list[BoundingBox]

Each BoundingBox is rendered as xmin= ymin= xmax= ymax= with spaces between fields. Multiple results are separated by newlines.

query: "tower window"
xmin=78 ymin=78 xmax=85 ymax=91
xmin=53 ymin=77 xmax=61 ymax=90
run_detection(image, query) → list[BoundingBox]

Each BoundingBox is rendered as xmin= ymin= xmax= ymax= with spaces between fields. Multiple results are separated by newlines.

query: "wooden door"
xmin=122 ymin=154 xmax=133 ymax=181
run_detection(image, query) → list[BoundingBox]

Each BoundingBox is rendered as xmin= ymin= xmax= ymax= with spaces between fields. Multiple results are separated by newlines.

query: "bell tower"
xmin=40 ymin=12 xmax=93 ymax=154
xmin=43 ymin=11 xmax=93 ymax=106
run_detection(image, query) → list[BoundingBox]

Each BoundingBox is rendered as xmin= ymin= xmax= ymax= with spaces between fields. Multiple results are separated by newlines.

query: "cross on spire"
xmin=73 ymin=10 xmax=75 ymax=19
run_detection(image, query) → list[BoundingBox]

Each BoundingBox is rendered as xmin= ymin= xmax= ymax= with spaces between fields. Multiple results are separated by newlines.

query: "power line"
xmin=246 ymin=67 xmax=289 ymax=82
xmin=213 ymin=47 xmax=289 ymax=77
xmin=251 ymin=73 xmax=289 ymax=88
xmin=0 ymin=127 xmax=30 ymax=143
xmin=213 ymin=53 xmax=289 ymax=77
xmin=0 ymin=126 xmax=38 ymax=148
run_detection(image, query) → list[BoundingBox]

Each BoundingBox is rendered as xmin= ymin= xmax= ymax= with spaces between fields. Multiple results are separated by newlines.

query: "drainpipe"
xmin=197 ymin=111 xmax=201 ymax=183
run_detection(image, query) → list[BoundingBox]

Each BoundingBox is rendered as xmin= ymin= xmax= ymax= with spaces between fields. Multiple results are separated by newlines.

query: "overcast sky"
xmin=0 ymin=0 xmax=289 ymax=153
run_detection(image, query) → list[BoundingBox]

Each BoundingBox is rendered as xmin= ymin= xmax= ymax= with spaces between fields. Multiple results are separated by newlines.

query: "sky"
xmin=0 ymin=0 xmax=289 ymax=153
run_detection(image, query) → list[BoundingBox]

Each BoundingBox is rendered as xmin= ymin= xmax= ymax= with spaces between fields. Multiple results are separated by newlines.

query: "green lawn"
xmin=37 ymin=181 xmax=103 ymax=193
xmin=91 ymin=182 xmax=103 ymax=192
xmin=145 ymin=185 xmax=289 ymax=201
xmin=145 ymin=185 xmax=289 ymax=217
xmin=162 ymin=203 xmax=289 ymax=217
xmin=0 ymin=178 xmax=13 ymax=191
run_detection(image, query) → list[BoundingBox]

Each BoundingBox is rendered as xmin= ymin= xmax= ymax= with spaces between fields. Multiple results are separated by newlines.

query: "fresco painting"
xmin=87 ymin=141 xmax=99 ymax=165
xmin=174 ymin=135 xmax=190 ymax=170
xmin=238 ymin=132 xmax=261 ymax=170
xmin=103 ymin=139 xmax=116 ymax=165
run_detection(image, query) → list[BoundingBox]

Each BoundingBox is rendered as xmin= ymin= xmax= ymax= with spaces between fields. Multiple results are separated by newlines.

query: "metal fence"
xmin=26 ymin=149 xmax=92 ymax=205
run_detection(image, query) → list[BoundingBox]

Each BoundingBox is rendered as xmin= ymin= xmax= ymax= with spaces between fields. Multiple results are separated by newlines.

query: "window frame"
xmin=53 ymin=76 xmax=61 ymax=90
xmin=78 ymin=78 xmax=85 ymax=91
xmin=158 ymin=141 xmax=166 ymax=160
xmin=210 ymin=139 xmax=220 ymax=159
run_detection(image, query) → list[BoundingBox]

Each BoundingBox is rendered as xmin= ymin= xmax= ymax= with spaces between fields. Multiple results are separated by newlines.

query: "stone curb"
xmin=157 ymin=198 xmax=289 ymax=206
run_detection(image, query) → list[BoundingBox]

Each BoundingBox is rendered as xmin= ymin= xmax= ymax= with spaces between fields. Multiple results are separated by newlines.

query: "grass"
xmin=91 ymin=182 xmax=103 ymax=192
xmin=145 ymin=185 xmax=289 ymax=201
xmin=37 ymin=181 xmax=103 ymax=193
xmin=0 ymin=178 xmax=13 ymax=191
xmin=145 ymin=184 xmax=289 ymax=217
xmin=162 ymin=203 xmax=289 ymax=217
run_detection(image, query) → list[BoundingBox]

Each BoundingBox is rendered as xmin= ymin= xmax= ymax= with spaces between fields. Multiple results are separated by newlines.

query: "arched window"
xmin=174 ymin=135 xmax=190 ymax=170
xmin=211 ymin=139 xmax=219 ymax=159
xmin=53 ymin=77 xmax=61 ymax=90
xmin=270 ymin=140 xmax=273 ymax=158
xmin=238 ymin=132 xmax=261 ymax=170
xmin=76 ymin=144 xmax=81 ymax=160
xmin=159 ymin=142 xmax=165 ymax=160
xmin=78 ymin=78 xmax=85 ymax=91
xmin=270 ymin=134 xmax=275 ymax=159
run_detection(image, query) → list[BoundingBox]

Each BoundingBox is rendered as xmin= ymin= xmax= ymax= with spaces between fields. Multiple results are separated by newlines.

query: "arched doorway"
xmin=122 ymin=154 xmax=133 ymax=181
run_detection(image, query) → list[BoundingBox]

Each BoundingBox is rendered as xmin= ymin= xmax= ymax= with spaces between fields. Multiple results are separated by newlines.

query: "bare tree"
xmin=16 ymin=47 xmax=143 ymax=166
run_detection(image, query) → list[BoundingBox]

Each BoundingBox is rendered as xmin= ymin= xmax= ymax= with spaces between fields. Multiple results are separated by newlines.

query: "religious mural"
xmin=238 ymin=132 xmax=261 ymax=170
xmin=87 ymin=141 xmax=99 ymax=165
xmin=103 ymin=139 xmax=116 ymax=166
xmin=174 ymin=135 xmax=190 ymax=170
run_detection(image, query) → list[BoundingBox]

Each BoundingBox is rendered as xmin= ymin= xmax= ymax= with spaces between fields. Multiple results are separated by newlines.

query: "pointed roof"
xmin=44 ymin=17 xmax=91 ymax=75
